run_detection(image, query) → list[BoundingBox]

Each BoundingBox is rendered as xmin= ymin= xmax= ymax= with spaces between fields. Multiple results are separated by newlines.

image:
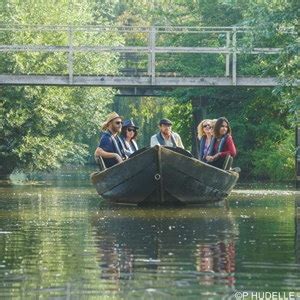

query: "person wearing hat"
xmin=94 ymin=112 xmax=127 ymax=168
xmin=120 ymin=119 xmax=139 ymax=157
xmin=150 ymin=118 xmax=184 ymax=148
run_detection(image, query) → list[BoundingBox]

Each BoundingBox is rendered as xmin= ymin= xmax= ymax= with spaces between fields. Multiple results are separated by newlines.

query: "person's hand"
xmin=212 ymin=153 xmax=220 ymax=161
xmin=94 ymin=148 xmax=101 ymax=157
xmin=206 ymin=156 xmax=213 ymax=162
xmin=114 ymin=153 xmax=123 ymax=163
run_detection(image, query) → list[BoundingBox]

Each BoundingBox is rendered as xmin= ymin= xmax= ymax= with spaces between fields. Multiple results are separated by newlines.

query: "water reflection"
xmin=195 ymin=241 xmax=235 ymax=286
xmin=91 ymin=207 xmax=237 ymax=297
xmin=0 ymin=182 xmax=298 ymax=299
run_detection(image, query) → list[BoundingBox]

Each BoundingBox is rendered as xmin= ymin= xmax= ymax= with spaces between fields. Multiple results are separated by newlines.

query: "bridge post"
xmin=148 ymin=27 xmax=156 ymax=85
xmin=68 ymin=26 xmax=74 ymax=84
xmin=225 ymin=31 xmax=230 ymax=77
xmin=232 ymin=27 xmax=237 ymax=85
xmin=191 ymin=96 xmax=208 ymax=157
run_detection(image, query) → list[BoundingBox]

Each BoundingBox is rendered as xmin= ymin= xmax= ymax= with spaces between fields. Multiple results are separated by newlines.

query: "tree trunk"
xmin=0 ymin=155 xmax=17 ymax=180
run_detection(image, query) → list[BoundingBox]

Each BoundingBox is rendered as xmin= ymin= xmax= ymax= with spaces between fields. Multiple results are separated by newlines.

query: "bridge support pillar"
xmin=191 ymin=96 xmax=208 ymax=157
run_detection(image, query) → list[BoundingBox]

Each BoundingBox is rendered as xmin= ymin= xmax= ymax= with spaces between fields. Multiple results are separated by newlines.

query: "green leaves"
xmin=251 ymin=131 xmax=295 ymax=180
xmin=14 ymin=135 xmax=88 ymax=171
xmin=0 ymin=0 xmax=122 ymax=177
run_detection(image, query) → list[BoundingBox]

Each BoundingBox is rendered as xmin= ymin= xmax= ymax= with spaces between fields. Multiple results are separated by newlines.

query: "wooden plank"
xmin=160 ymin=147 xmax=238 ymax=203
xmin=0 ymin=25 xmax=252 ymax=33
xmin=91 ymin=147 xmax=155 ymax=194
xmin=0 ymin=45 xmax=282 ymax=54
xmin=101 ymin=164 xmax=157 ymax=204
xmin=0 ymin=45 xmax=149 ymax=53
xmin=117 ymin=88 xmax=165 ymax=96
xmin=1 ymin=75 xmax=298 ymax=87
xmin=157 ymin=146 xmax=164 ymax=203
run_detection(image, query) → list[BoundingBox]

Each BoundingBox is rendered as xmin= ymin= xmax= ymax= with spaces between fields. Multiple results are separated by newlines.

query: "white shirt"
xmin=150 ymin=132 xmax=184 ymax=148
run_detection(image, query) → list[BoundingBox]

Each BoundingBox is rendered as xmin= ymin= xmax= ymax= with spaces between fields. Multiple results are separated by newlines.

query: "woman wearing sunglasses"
xmin=120 ymin=119 xmax=139 ymax=157
xmin=197 ymin=119 xmax=213 ymax=161
xmin=205 ymin=117 xmax=237 ymax=169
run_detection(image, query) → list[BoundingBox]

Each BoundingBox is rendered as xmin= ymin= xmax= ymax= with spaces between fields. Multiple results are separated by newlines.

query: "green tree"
xmin=0 ymin=0 xmax=123 ymax=178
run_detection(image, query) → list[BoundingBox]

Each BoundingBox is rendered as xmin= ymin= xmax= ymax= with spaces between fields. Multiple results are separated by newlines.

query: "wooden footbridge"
xmin=0 ymin=25 xmax=298 ymax=87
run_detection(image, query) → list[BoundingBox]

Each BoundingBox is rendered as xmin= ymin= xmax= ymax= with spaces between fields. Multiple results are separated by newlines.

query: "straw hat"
xmin=101 ymin=112 xmax=123 ymax=130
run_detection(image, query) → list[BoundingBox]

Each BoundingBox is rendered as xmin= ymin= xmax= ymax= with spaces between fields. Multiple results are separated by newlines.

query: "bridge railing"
xmin=0 ymin=25 xmax=292 ymax=86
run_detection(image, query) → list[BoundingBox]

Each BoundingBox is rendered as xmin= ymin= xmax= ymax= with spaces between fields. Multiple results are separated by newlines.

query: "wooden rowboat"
xmin=90 ymin=145 xmax=239 ymax=205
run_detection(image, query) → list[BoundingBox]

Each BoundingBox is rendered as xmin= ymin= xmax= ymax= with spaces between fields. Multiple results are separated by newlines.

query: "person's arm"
xmin=176 ymin=134 xmax=185 ymax=149
xmin=96 ymin=134 xmax=123 ymax=163
xmin=150 ymin=135 xmax=159 ymax=147
xmin=95 ymin=147 xmax=123 ymax=163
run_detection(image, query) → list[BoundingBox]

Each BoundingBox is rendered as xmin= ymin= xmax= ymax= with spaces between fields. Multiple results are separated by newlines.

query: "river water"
xmin=0 ymin=169 xmax=298 ymax=299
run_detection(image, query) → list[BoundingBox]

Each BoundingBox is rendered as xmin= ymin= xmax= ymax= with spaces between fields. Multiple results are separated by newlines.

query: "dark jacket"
xmin=98 ymin=131 xmax=127 ymax=168
xmin=156 ymin=132 xmax=177 ymax=147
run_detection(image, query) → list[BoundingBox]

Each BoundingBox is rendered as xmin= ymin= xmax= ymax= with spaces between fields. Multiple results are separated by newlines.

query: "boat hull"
xmin=91 ymin=146 xmax=239 ymax=205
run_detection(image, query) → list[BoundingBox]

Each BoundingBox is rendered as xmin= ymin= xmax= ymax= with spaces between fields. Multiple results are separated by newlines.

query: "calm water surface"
xmin=0 ymin=170 xmax=298 ymax=299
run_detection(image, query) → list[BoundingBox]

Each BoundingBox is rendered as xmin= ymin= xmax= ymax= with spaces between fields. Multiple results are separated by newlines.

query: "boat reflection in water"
xmin=91 ymin=205 xmax=238 ymax=298
xmin=195 ymin=241 xmax=235 ymax=287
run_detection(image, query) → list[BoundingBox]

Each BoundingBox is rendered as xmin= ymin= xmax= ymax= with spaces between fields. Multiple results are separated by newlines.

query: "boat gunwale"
xmin=90 ymin=146 xmax=156 ymax=181
xmin=91 ymin=146 xmax=239 ymax=185
xmin=159 ymin=146 xmax=239 ymax=179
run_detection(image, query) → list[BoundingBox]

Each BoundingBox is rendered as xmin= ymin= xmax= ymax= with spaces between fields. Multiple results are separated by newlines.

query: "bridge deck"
xmin=0 ymin=74 xmax=284 ymax=87
xmin=0 ymin=25 xmax=298 ymax=87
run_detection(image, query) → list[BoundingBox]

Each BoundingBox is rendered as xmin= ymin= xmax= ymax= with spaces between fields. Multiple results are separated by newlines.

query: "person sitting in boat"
xmin=119 ymin=119 xmax=139 ymax=157
xmin=205 ymin=117 xmax=237 ymax=169
xmin=150 ymin=118 xmax=184 ymax=148
xmin=94 ymin=112 xmax=127 ymax=168
xmin=197 ymin=119 xmax=213 ymax=161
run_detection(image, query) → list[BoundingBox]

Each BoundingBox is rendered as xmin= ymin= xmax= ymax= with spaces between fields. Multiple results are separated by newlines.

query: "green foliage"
xmin=0 ymin=0 xmax=121 ymax=177
xmin=15 ymin=135 xmax=88 ymax=172
xmin=114 ymin=96 xmax=192 ymax=149
xmin=0 ymin=101 xmax=3 ymax=131
xmin=165 ymin=101 xmax=193 ymax=150
xmin=114 ymin=96 xmax=176 ymax=147
xmin=240 ymin=0 xmax=299 ymax=121
xmin=251 ymin=131 xmax=295 ymax=180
